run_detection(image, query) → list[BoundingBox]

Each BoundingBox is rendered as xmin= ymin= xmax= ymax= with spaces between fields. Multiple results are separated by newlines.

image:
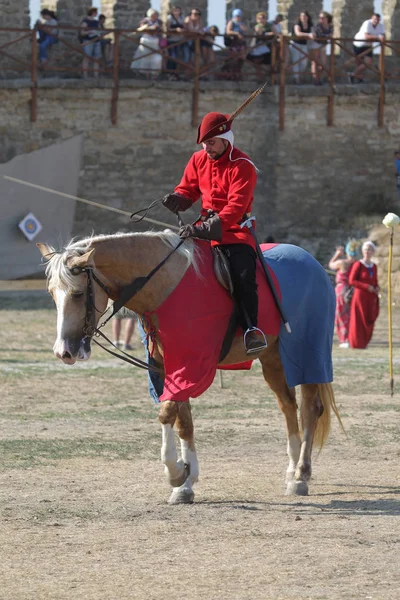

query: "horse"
xmin=37 ymin=230 xmax=343 ymax=505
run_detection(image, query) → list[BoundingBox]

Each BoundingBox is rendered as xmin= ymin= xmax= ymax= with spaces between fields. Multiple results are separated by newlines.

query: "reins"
xmin=67 ymin=232 xmax=185 ymax=372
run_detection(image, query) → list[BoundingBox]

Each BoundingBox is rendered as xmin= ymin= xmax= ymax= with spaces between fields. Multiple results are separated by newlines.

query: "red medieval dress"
xmin=334 ymin=268 xmax=352 ymax=343
xmin=348 ymin=260 xmax=379 ymax=349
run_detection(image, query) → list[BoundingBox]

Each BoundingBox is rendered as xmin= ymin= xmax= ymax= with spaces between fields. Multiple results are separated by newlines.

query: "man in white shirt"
xmin=349 ymin=13 xmax=385 ymax=83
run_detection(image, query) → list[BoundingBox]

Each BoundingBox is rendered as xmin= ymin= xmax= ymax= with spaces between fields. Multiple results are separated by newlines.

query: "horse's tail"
xmin=314 ymin=383 xmax=345 ymax=449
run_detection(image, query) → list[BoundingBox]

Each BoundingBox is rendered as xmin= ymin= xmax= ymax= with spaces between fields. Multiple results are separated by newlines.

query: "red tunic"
xmin=348 ymin=260 xmax=379 ymax=349
xmin=174 ymin=146 xmax=257 ymax=248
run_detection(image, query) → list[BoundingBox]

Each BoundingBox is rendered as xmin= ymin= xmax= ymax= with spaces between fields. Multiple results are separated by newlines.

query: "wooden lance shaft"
xmin=388 ymin=228 xmax=394 ymax=396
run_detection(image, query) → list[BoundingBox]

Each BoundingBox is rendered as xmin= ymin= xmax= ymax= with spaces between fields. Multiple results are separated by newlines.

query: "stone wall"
xmin=1 ymin=80 xmax=399 ymax=263
xmin=338 ymin=0 xmax=374 ymax=41
xmin=0 ymin=0 xmax=30 ymax=75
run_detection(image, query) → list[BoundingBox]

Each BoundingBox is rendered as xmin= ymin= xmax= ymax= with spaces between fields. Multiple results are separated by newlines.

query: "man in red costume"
xmin=163 ymin=111 xmax=267 ymax=354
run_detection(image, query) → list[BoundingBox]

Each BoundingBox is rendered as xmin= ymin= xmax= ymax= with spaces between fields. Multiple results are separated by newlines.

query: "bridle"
xmin=69 ymin=265 xmax=111 ymax=339
xmin=67 ymin=238 xmax=184 ymax=372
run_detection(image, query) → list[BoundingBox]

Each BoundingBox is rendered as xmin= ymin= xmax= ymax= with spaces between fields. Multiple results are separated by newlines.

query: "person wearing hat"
xmin=162 ymin=110 xmax=267 ymax=355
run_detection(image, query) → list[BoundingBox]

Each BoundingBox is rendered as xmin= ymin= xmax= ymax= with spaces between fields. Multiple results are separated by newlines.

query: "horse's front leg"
xmin=158 ymin=401 xmax=198 ymax=504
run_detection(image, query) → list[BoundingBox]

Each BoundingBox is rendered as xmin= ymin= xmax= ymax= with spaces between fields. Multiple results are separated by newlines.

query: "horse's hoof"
xmin=168 ymin=488 xmax=195 ymax=505
xmin=286 ymin=480 xmax=309 ymax=496
xmin=168 ymin=462 xmax=190 ymax=488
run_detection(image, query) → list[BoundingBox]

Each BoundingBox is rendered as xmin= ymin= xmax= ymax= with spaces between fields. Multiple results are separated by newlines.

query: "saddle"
xmin=212 ymin=246 xmax=234 ymax=296
xmin=211 ymin=246 xmax=238 ymax=361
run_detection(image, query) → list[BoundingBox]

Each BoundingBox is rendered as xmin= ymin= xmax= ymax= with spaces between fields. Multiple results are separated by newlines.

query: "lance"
xmin=3 ymin=175 xmax=179 ymax=231
xmin=382 ymin=212 xmax=400 ymax=396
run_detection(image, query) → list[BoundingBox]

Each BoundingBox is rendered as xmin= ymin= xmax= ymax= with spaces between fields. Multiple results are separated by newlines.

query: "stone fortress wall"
xmin=1 ymin=1 xmax=400 ymax=264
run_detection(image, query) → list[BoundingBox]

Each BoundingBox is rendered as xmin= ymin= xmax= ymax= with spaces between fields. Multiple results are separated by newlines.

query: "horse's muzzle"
xmin=53 ymin=338 xmax=91 ymax=364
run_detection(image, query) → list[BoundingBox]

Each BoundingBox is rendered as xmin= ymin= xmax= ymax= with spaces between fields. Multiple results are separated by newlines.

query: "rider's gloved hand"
xmin=162 ymin=193 xmax=193 ymax=214
xmin=179 ymin=215 xmax=222 ymax=241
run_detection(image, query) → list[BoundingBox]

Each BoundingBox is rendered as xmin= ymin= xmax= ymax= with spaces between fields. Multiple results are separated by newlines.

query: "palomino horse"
xmin=38 ymin=231 xmax=342 ymax=504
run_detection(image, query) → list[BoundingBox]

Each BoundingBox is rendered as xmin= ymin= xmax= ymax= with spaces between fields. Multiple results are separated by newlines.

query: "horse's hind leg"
xmin=287 ymin=383 xmax=326 ymax=496
xmin=259 ymin=344 xmax=301 ymax=494
xmin=158 ymin=400 xmax=198 ymax=505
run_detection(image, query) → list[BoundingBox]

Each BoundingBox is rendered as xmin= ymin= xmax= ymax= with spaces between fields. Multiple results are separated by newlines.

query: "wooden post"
xmin=111 ymin=31 xmax=120 ymax=126
xmin=30 ymin=29 xmax=37 ymax=122
xmin=378 ymin=40 xmax=385 ymax=128
xmin=271 ymin=41 xmax=276 ymax=86
xmin=279 ymin=36 xmax=286 ymax=131
xmin=327 ymin=38 xmax=335 ymax=127
xmin=191 ymin=36 xmax=200 ymax=128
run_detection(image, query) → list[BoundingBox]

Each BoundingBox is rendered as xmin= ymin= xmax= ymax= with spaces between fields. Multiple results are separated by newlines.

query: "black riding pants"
xmin=219 ymin=243 xmax=258 ymax=331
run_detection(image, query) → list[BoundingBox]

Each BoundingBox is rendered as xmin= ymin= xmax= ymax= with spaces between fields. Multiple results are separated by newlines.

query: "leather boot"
xmin=244 ymin=329 xmax=268 ymax=355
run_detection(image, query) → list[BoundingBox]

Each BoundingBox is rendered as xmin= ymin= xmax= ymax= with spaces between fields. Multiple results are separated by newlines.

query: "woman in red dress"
xmin=329 ymin=240 xmax=358 ymax=348
xmin=348 ymin=241 xmax=380 ymax=349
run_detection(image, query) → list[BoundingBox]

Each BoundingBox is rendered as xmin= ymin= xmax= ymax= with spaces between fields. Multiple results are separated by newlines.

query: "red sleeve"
xmin=218 ymin=160 xmax=257 ymax=231
xmin=174 ymin=153 xmax=201 ymax=204
xmin=349 ymin=261 xmax=371 ymax=291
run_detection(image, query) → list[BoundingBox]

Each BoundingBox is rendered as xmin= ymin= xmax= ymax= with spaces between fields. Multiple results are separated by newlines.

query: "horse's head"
xmin=38 ymin=243 xmax=110 ymax=365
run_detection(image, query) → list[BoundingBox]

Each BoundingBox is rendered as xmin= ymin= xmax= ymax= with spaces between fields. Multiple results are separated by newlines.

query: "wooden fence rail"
xmin=0 ymin=27 xmax=399 ymax=129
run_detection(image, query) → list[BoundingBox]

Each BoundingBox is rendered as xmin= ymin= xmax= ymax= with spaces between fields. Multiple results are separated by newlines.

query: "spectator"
xmin=201 ymin=25 xmax=220 ymax=73
xmin=247 ymin=12 xmax=274 ymax=80
xmin=110 ymin=310 xmax=164 ymax=402
xmin=290 ymin=11 xmax=314 ymax=85
xmin=348 ymin=241 xmax=380 ymax=349
xmin=225 ymin=8 xmax=248 ymax=80
xmin=98 ymin=14 xmax=113 ymax=66
xmin=269 ymin=14 xmax=288 ymax=72
xmin=395 ymin=151 xmax=400 ymax=199
xmin=36 ymin=8 xmax=59 ymax=67
xmin=270 ymin=14 xmax=284 ymax=36
xmin=130 ymin=9 xmax=163 ymax=79
xmin=309 ymin=10 xmax=333 ymax=85
xmin=328 ymin=240 xmax=358 ymax=348
xmin=349 ymin=13 xmax=385 ymax=84
xmin=166 ymin=5 xmax=189 ymax=78
xmin=184 ymin=7 xmax=204 ymax=62
xmin=80 ymin=6 xmax=102 ymax=79
xmin=112 ymin=308 xmax=136 ymax=350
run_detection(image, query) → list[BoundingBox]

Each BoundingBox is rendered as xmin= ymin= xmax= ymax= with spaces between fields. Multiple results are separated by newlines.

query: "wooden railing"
xmin=0 ymin=26 xmax=399 ymax=129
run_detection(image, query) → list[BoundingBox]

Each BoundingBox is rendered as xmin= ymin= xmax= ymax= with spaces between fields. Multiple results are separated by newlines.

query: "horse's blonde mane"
xmin=43 ymin=230 xmax=202 ymax=291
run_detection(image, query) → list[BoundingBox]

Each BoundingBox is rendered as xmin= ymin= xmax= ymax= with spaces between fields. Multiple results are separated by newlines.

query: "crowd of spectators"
xmin=34 ymin=6 xmax=388 ymax=84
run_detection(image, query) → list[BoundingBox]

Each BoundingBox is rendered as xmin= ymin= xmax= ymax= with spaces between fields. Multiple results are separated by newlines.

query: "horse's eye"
xmin=71 ymin=292 xmax=84 ymax=298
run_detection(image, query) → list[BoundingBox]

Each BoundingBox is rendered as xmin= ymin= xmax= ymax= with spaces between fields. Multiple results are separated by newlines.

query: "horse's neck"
xmin=92 ymin=235 xmax=190 ymax=314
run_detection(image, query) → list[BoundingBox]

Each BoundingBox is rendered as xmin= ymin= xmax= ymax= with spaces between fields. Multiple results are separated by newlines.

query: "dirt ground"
xmin=0 ymin=299 xmax=399 ymax=600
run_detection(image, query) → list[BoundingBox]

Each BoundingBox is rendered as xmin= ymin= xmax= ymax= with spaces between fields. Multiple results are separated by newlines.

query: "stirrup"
xmin=244 ymin=327 xmax=268 ymax=355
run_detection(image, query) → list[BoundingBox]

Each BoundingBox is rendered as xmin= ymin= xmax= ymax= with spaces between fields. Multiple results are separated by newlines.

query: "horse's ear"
xmin=69 ymin=248 xmax=96 ymax=269
xmin=37 ymin=243 xmax=53 ymax=258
